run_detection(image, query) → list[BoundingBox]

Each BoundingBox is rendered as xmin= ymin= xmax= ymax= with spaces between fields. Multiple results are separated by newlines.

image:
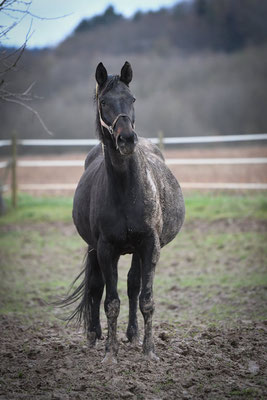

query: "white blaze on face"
xmin=146 ymin=168 xmax=157 ymax=196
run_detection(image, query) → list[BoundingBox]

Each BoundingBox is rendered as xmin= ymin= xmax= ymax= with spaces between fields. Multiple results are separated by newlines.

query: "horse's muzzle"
xmin=116 ymin=131 xmax=138 ymax=155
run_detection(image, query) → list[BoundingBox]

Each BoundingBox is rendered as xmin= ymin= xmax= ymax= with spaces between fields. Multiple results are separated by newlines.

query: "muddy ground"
xmin=1 ymin=315 xmax=266 ymax=400
xmin=1 ymin=215 xmax=267 ymax=399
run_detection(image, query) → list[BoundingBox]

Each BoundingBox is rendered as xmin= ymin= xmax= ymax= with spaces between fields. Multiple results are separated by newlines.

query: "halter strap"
xmin=99 ymin=112 xmax=134 ymax=135
xmin=96 ymin=83 xmax=135 ymax=135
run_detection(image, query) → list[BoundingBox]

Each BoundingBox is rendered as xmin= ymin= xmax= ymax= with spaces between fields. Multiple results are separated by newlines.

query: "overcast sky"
xmin=1 ymin=0 xmax=177 ymax=48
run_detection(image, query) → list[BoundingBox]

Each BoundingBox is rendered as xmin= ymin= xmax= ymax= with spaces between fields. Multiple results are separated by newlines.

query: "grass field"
xmin=0 ymin=192 xmax=267 ymax=399
xmin=1 ymin=192 xmax=267 ymax=223
xmin=1 ymin=193 xmax=267 ymax=321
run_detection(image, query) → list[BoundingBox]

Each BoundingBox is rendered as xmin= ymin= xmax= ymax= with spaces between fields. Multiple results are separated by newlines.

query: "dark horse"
xmin=63 ymin=62 xmax=185 ymax=363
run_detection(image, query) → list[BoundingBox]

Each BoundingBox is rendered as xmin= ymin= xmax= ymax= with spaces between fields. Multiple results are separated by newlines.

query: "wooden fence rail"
xmin=1 ymin=134 xmax=267 ymax=205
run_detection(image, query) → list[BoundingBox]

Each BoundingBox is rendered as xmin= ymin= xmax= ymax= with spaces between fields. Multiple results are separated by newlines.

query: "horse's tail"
xmin=52 ymin=247 xmax=92 ymax=331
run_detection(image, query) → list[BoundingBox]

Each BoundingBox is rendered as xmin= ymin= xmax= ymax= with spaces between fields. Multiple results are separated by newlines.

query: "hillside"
xmin=1 ymin=0 xmax=267 ymax=145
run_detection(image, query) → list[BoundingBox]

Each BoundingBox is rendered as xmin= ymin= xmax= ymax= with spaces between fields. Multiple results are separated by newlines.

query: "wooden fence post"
xmin=158 ymin=130 xmax=164 ymax=152
xmin=11 ymin=132 xmax=17 ymax=208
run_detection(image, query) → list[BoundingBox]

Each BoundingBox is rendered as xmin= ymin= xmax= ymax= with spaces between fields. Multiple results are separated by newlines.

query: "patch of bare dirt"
xmin=1 ymin=218 xmax=266 ymax=236
xmin=184 ymin=218 xmax=267 ymax=233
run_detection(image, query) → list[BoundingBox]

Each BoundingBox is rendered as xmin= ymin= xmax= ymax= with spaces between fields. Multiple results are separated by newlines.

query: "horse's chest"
xmin=97 ymin=172 xmax=162 ymax=252
xmin=100 ymin=201 xmax=147 ymax=250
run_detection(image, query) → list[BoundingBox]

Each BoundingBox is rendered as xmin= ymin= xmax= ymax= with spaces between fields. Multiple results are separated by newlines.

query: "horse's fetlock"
xmin=87 ymin=331 xmax=97 ymax=347
xmin=126 ymin=323 xmax=139 ymax=342
xmin=105 ymin=338 xmax=119 ymax=355
xmin=143 ymin=338 xmax=155 ymax=354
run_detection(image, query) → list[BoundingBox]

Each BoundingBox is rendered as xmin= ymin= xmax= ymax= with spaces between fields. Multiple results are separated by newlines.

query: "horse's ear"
xmin=120 ymin=61 xmax=132 ymax=85
xmin=95 ymin=62 xmax=108 ymax=87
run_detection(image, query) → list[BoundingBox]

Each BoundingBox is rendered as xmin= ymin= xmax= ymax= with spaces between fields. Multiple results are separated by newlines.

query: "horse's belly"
xmin=160 ymin=187 xmax=185 ymax=247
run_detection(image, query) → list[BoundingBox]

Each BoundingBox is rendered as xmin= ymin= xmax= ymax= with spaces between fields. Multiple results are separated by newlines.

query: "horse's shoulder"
xmin=137 ymin=137 xmax=165 ymax=163
xmin=137 ymin=137 xmax=180 ymax=192
xmin=84 ymin=143 xmax=103 ymax=170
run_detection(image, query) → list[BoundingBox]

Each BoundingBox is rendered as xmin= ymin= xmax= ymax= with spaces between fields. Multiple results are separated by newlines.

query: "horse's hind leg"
xmin=87 ymin=248 xmax=104 ymax=346
xmin=97 ymin=240 xmax=120 ymax=364
xmin=126 ymin=253 xmax=141 ymax=344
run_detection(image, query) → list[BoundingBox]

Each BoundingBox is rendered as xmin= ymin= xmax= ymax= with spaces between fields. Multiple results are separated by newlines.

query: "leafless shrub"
xmin=0 ymin=0 xmax=69 ymax=136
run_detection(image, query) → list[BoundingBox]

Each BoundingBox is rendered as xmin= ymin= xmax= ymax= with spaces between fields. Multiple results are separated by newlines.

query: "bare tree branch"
xmin=0 ymin=19 xmax=32 ymax=75
xmin=4 ymin=97 xmax=54 ymax=136
xmin=1 ymin=0 xmax=71 ymax=21
xmin=0 ymin=0 xmax=59 ymax=136
xmin=0 ymin=42 xmax=26 ymax=75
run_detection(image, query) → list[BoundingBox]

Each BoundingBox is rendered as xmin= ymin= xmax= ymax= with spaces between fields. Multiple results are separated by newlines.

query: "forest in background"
xmin=1 ymin=0 xmax=267 ymax=145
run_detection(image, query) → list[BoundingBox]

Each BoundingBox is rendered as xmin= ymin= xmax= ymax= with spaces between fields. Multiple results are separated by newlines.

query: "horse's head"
xmin=95 ymin=62 xmax=138 ymax=156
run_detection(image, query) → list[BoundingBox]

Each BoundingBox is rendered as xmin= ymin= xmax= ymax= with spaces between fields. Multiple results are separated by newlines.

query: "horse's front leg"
xmin=126 ymin=253 xmax=141 ymax=344
xmin=139 ymin=236 xmax=160 ymax=361
xmin=86 ymin=247 xmax=104 ymax=346
xmin=97 ymin=240 xmax=120 ymax=364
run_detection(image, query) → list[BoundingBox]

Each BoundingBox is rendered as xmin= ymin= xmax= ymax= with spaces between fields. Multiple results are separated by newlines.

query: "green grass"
xmin=0 ymin=223 xmax=85 ymax=317
xmin=0 ymin=194 xmax=73 ymax=224
xmin=1 ymin=192 xmax=267 ymax=225
xmin=0 ymin=192 xmax=267 ymax=326
xmin=229 ymin=387 xmax=260 ymax=398
xmin=185 ymin=192 xmax=267 ymax=220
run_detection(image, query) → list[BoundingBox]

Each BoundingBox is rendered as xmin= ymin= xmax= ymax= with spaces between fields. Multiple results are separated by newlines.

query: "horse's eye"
xmin=100 ymin=100 xmax=106 ymax=106
xmin=132 ymin=97 xmax=136 ymax=103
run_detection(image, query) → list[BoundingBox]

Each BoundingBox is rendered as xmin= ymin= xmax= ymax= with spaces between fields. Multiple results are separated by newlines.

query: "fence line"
xmin=11 ymin=182 xmax=267 ymax=191
xmin=165 ymin=158 xmax=267 ymax=165
xmin=0 ymin=161 xmax=10 ymax=168
xmin=0 ymin=140 xmax=12 ymax=147
xmin=1 ymin=133 xmax=267 ymax=147
xmin=0 ymin=158 xmax=266 ymax=169
xmin=181 ymin=183 xmax=267 ymax=190
xmin=1 ymin=134 xmax=267 ymax=199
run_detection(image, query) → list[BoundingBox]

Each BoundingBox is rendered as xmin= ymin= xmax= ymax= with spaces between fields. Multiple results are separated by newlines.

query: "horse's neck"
xmin=104 ymin=144 xmax=141 ymax=193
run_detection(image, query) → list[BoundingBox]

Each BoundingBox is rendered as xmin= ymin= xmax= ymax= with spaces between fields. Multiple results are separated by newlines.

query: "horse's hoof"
xmin=102 ymin=352 xmax=118 ymax=365
xmin=125 ymin=335 xmax=142 ymax=346
xmin=145 ymin=351 xmax=160 ymax=362
xmin=131 ymin=337 xmax=142 ymax=347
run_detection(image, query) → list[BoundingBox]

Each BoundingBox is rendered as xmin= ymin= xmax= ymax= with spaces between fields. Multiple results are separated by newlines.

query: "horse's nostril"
xmin=118 ymin=134 xmax=125 ymax=143
xmin=117 ymin=132 xmax=136 ymax=147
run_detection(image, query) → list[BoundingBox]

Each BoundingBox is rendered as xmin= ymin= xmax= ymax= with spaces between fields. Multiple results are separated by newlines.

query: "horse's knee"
xmin=105 ymin=298 xmax=120 ymax=319
xmin=104 ymin=298 xmax=120 ymax=357
xmin=139 ymin=296 xmax=155 ymax=317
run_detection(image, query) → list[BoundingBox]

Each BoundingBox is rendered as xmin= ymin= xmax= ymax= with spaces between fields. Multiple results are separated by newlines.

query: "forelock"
xmin=100 ymin=75 xmax=120 ymax=96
